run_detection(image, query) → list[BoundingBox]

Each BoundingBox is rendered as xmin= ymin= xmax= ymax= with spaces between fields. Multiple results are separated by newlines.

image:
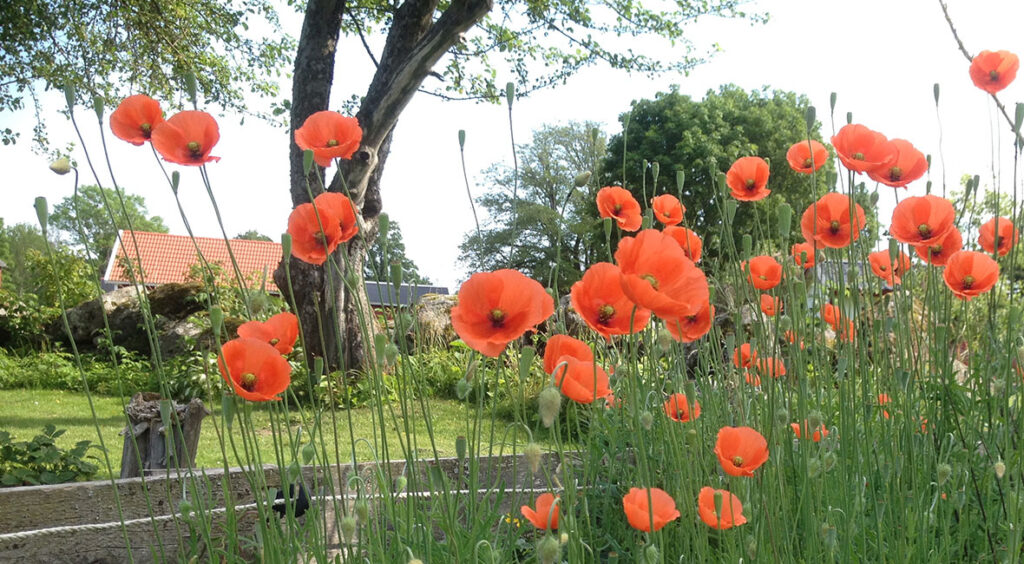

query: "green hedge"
xmin=0 ymin=349 xmax=153 ymax=396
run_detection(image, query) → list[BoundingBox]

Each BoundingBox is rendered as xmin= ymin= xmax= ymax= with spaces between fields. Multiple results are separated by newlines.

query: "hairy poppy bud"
xmin=656 ymin=329 xmax=674 ymax=354
xmin=686 ymin=428 xmax=698 ymax=446
xmin=178 ymin=499 xmax=193 ymax=516
xmin=807 ymin=457 xmax=822 ymax=478
xmin=301 ymin=442 xmax=315 ymax=464
xmin=537 ymin=535 xmax=560 ymax=564
xmin=456 ymin=379 xmax=472 ymax=400
xmin=807 ymin=410 xmax=824 ymax=430
xmin=49 ymin=157 xmax=71 ymax=175
xmin=936 ymin=463 xmax=952 ymax=486
xmin=644 ymin=544 xmax=660 ymax=564
xmin=573 ymin=171 xmax=592 ymax=187
xmin=394 ymin=476 xmax=408 ymax=493
xmin=538 ymin=387 xmax=561 ymax=428
xmin=455 ymin=435 xmax=467 ymax=459
xmin=821 ymin=523 xmax=838 ymax=549
xmin=746 ymin=535 xmax=758 ymax=559
xmin=640 ymin=410 xmax=654 ymax=430
xmin=822 ymin=452 xmax=838 ymax=473
xmin=409 ymin=559 xmax=423 ymax=564
xmin=524 ymin=442 xmax=542 ymax=474
xmin=775 ymin=407 xmax=790 ymax=426
xmin=340 ymin=516 xmax=357 ymax=541
xmin=995 ymin=460 xmax=1006 ymax=479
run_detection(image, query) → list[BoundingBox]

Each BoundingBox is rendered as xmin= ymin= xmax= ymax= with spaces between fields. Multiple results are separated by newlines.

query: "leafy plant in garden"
xmin=0 ymin=425 xmax=98 ymax=486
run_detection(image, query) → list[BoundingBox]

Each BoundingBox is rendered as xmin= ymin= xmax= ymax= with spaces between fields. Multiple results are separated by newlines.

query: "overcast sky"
xmin=1 ymin=0 xmax=1022 ymax=290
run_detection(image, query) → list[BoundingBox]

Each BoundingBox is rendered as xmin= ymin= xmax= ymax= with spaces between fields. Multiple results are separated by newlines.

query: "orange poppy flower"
xmin=867 ymin=139 xmax=929 ymax=188
xmin=663 ymin=393 xmax=701 ymax=422
xmin=733 ymin=343 xmax=757 ymax=368
xmin=969 ymin=50 xmax=1019 ymax=94
xmin=543 ymin=334 xmax=593 ymax=375
xmin=979 ymin=217 xmax=1019 ymax=256
xmin=743 ymin=255 xmax=783 ymax=290
xmin=836 ymin=318 xmax=856 ymax=342
xmin=622 ymin=487 xmax=680 ymax=532
xmin=755 ymin=357 xmax=786 ymax=379
xmin=801 ymin=192 xmax=867 ymax=249
xmin=759 ymin=294 xmax=781 ymax=317
xmin=698 ymin=487 xmax=747 ymax=530
xmin=597 ymin=186 xmax=642 ymax=232
xmin=615 ymin=229 xmax=709 ymax=320
xmin=109 ymin=95 xmax=164 ymax=145
xmin=313 ymin=192 xmax=360 ymax=244
xmin=150 ymin=111 xmax=221 ymax=166
xmin=715 ymin=426 xmax=769 ymax=477
xmin=663 ymin=226 xmax=703 ymax=263
xmin=726 ymin=156 xmax=771 ymax=201
xmin=287 ymin=203 xmax=343 ymax=265
xmin=664 ymin=301 xmax=714 ymax=343
xmin=744 ymin=372 xmax=762 ymax=387
xmin=913 ymin=226 xmax=962 ymax=266
xmin=821 ymin=303 xmax=840 ymax=328
xmin=570 ymin=263 xmax=651 ymax=341
xmin=942 ymin=250 xmax=1000 ymax=300
xmin=652 ymin=194 xmax=685 ymax=226
xmin=237 ymin=312 xmax=299 ymax=355
xmin=889 ymin=195 xmax=956 ymax=247
xmin=878 ymin=393 xmax=892 ymax=419
xmin=553 ymin=356 xmax=611 ymax=404
xmin=784 ymin=330 xmax=805 ymax=349
xmin=868 ymin=250 xmax=912 ymax=286
xmin=791 ymin=242 xmax=817 ymax=268
xmin=791 ymin=421 xmax=829 ymax=442
xmin=786 ymin=140 xmax=829 ymax=174
xmin=450 ymin=270 xmax=554 ymax=357
xmin=294 ymin=111 xmax=363 ymax=167
xmin=520 ymin=492 xmax=559 ymax=530
xmin=218 ymin=338 xmax=292 ymax=401
xmin=830 ymin=124 xmax=896 ymax=173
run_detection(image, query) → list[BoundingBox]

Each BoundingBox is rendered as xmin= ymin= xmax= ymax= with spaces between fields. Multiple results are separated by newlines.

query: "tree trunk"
xmin=278 ymin=0 xmax=493 ymax=374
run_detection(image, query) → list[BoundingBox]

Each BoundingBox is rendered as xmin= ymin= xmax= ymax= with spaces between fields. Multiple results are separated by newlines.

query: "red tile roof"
xmin=103 ymin=230 xmax=282 ymax=293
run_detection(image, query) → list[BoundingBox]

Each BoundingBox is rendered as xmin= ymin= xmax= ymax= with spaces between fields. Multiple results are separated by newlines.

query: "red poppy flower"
xmin=942 ymin=250 xmax=1000 ymax=300
xmin=785 ymin=330 xmax=805 ymax=349
xmin=801 ymin=192 xmax=867 ymax=249
xmin=109 ymin=95 xmax=164 ymax=145
xmin=733 ymin=344 xmax=757 ymax=368
xmin=759 ymin=294 xmax=781 ymax=317
xmin=294 ymin=111 xmax=363 ymax=167
xmin=698 ymin=487 xmax=747 ymax=530
xmin=791 ymin=242 xmax=817 ymax=268
xmin=543 ymin=334 xmax=593 ymax=375
xmin=791 ymin=421 xmax=829 ymax=442
xmin=878 ymin=393 xmax=892 ymax=419
xmin=622 ymin=487 xmax=680 ymax=532
xmin=287 ymin=203 xmax=343 ymax=265
xmin=520 ymin=493 xmax=559 ymax=529
xmin=979 ymin=217 xmax=1019 ymax=256
xmin=450 ymin=270 xmax=554 ymax=357
xmin=651 ymin=194 xmax=685 ymax=226
xmin=663 ymin=226 xmax=703 ymax=263
xmin=237 ymin=312 xmax=299 ymax=355
xmin=831 ymin=124 xmax=897 ymax=173
xmin=553 ymin=356 xmax=611 ymax=404
xmin=744 ymin=371 xmax=762 ymax=387
xmin=313 ymin=192 xmax=360 ymax=243
xmin=597 ymin=186 xmax=642 ymax=231
xmin=786 ymin=140 xmax=829 ymax=174
xmin=150 ymin=111 xmax=221 ymax=165
xmin=715 ymin=426 xmax=770 ymax=477
xmin=969 ymin=50 xmax=1020 ymax=94
xmin=570 ymin=263 xmax=651 ymax=341
xmin=913 ymin=226 xmax=962 ymax=266
xmin=835 ymin=318 xmax=856 ymax=342
xmin=664 ymin=301 xmax=714 ymax=343
xmin=755 ymin=357 xmax=786 ymax=379
xmin=218 ymin=338 xmax=292 ymax=401
xmin=726 ymin=156 xmax=771 ymax=201
xmin=743 ymin=255 xmax=783 ymax=290
xmin=663 ymin=393 xmax=701 ymax=422
xmin=868 ymin=250 xmax=912 ymax=286
xmin=867 ymin=139 xmax=929 ymax=188
xmin=615 ymin=229 xmax=709 ymax=320
xmin=890 ymin=195 xmax=956 ymax=247
xmin=821 ymin=303 xmax=840 ymax=328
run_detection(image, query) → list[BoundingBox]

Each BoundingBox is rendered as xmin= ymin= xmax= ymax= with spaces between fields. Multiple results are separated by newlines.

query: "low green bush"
xmin=0 ymin=348 xmax=152 ymax=395
xmin=0 ymin=424 xmax=99 ymax=486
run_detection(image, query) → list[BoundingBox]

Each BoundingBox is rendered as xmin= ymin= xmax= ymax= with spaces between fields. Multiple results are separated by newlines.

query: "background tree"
xmin=279 ymin=0 xmax=765 ymax=373
xmin=48 ymin=185 xmax=168 ymax=271
xmin=603 ymin=84 xmax=839 ymax=266
xmin=364 ymin=219 xmax=431 ymax=285
xmin=460 ymin=121 xmax=605 ymax=291
xmin=0 ymin=0 xmax=293 ymax=149
xmin=235 ymin=230 xmax=274 ymax=242
xmin=0 ymin=222 xmax=49 ymax=296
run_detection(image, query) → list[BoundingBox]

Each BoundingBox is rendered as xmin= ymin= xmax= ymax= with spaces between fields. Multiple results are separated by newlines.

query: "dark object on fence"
xmin=272 ymin=483 xmax=310 ymax=519
xmin=119 ymin=392 xmax=208 ymax=478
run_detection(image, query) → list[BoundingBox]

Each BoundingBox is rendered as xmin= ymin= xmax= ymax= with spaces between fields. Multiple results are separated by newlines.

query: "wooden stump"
xmin=119 ymin=392 xmax=208 ymax=478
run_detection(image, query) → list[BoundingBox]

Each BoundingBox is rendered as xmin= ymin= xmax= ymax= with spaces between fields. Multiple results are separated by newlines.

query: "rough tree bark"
xmin=276 ymin=0 xmax=493 ymax=374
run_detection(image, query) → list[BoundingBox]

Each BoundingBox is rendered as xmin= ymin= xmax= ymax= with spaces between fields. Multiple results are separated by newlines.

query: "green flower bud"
xmin=301 ymin=442 xmax=315 ymax=464
xmin=775 ymin=407 xmax=790 ymax=426
xmin=49 ymin=157 xmax=71 ymax=175
xmin=537 ymin=535 xmax=561 ymax=564
xmin=640 ymin=410 xmax=654 ymax=431
xmin=746 ymin=535 xmax=758 ymax=559
xmin=538 ymin=387 xmax=561 ymax=428
xmin=936 ymin=463 xmax=952 ymax=486
xmin=807 ymin=457 xmax=822 ymax=478
xmin=456 ymin=379 xmax=472 ymax=400
xmin=524 ymin=442 xmax=543 ymax=474
xmin=807 ymin=410 xmax=824 ymax=430
xmin=394 ymin=476 xmax=408 ymax=493
xmin=822 ymin=452 xmax=838 ymax=473
xmin=354 ymin=500 xmax=369 ymax=523
xmin=340 ymin=516 xmax=358 ymax=541
xmin=644 ymin=544 xmax=660 ymax=564
xmin=995 ymin=460 xmax=1006 ymax=479
xmin=573 ymin=171 xmax=592 ymax=187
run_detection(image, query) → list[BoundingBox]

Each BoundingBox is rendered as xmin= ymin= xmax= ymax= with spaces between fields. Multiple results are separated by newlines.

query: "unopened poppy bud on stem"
xmin=573 ymin=171 xmax=592 ymax=187
xmin=524 ymin=442 xmax=542 ymax=474
xmin=537 ymin=535 xmax=560 ymax=564
xmin=49 ymin=157 xmax=71 ymax=175
xmin=937 ymin=463 xmax=952 ymax=486
xmin=644 ymin=544 xmax=660 ymax=564
xmin=340 ymin=516 xmax=357 ymax=541
xmin=538 ymin=387 xmax=561 ymax=428
xmin=640 ymin=410 xmax=654 ymax=430
xmin=995 ymin=460 xmax=1006 ymax=479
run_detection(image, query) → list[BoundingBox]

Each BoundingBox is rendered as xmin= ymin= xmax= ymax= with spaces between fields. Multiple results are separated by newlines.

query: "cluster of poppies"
xmin=109 ymin=95 xmax=221 ymax=165
xmin=218 ymin=312 xmax=299 ymax=401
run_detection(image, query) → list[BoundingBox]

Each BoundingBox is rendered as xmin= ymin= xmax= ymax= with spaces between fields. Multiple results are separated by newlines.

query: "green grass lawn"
xmin=0 ymin=390 xmax=527 ymax=479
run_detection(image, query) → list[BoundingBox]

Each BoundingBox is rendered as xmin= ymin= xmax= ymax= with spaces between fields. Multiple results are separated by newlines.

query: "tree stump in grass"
xmin=119 ymin=392 xmax=209 ymax=478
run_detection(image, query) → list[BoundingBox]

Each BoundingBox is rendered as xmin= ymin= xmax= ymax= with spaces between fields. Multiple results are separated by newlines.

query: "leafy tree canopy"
xmin=365 ymin=218 xmax=430 ymax=285
xmin=48 ymin=184 xmax=168 ymax=271
xmin=602 ymin=84 xmax=838 ymax=264
xmin=0 ymin=0 xmax=294 ymax=148
xmin=0 ymin=222 xmax=49 ymax=296
xmin=235 ymin=230 xmax=274 ymax=242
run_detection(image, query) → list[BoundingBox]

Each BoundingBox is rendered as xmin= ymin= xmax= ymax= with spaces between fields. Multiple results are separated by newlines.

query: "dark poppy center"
xmin=240 ymin=372 xmax=257 ymax=391
xmin=269 ymin=338 xmax=280 ymax=346
xmin=489 ymin=308 xmax=505 ymax=327
xmin=854 ymin=152 xmax=864 ymax=161
xmin=889 ymin=167 xmax=902 ymax=181
xmin=597 ymin=304 xmax=615 ymax=324
xmin=829 ymin=220 xmax=841 ymax=234
xmin=745 ymin=178 xmax=755 ymax=189
xmin=641 ymin=274 xmax=659 ymax=290
xmin=962 ymin=275 xmax=975 ymax=289
xmin=732 ymin=455 xmax=744 ymax=467
xmin=803 ymin=158 xmax=813 ymax=168
xmin=327 ymin=139 xmax=339 ymax=147
xmin=140 ymin=123 xmax=152 ymax=136
xmin=929 ymin=244 xmax=943 ymax=255
xmin=686 ymin=314 xmax=697 ymax=322
xmin=313 ymin=231 xmax=329 ymax=245
xmin=614 ymin=204 xmax=622 ymax=213
xmin=990 ymin=70 xmax=1000 ymax=82
xmin=187 ymin=141 xmax=202 ymax=158
xmin=993 ymin=235 xmax=1003 ymax=248
xmin=918 ymin=224 xmax=932 ymax=237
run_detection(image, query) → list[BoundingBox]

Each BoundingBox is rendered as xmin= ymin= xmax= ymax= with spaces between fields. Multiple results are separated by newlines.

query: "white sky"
xmin=1 ymin=0 xmax=1022 ymax=289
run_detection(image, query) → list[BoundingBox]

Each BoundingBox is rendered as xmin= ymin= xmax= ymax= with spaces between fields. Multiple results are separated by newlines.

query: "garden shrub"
xmin=0 ymin=424 xmax=99 ymax=486
xmin=0 ymin=348 xmax=153 ymax=395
